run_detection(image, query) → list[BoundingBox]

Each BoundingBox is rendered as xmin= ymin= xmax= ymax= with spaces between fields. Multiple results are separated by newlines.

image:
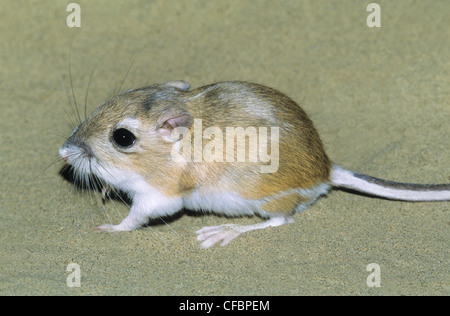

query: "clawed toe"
xmin=195 ymin=217 xmax=294 ymax=249
xmin=196 ymin=224 xmax=243 ymax=249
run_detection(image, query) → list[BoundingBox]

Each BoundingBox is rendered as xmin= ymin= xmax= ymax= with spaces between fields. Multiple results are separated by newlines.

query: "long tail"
xmin=330 ymin=165 xmax=450 ymax=202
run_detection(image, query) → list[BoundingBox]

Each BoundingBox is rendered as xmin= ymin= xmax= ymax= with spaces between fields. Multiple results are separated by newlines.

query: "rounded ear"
xmin=158 ymin=112 xmax=193 ymax=142
xmin=164 ymin=80 xmax=191 ymax=91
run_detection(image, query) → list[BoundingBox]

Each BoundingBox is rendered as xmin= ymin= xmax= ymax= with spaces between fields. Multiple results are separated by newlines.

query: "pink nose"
xmin=59 ymin=147 xmax=69 ymax=163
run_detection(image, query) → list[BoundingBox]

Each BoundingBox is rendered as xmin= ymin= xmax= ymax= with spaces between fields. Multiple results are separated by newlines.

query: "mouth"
xmin=58 ymin=143 xmax=102 ymax=190
xmin=59 ymin=163 xmax=103 ymax=194
xmin=58 ymin=161 xmax=131 ymax=205
xmin=58 ymin=141 xmax=95 ymax=180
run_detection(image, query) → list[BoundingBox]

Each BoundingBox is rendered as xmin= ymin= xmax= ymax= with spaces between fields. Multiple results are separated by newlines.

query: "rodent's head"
xmin=58 ymin=81 xmax=193 ymax=192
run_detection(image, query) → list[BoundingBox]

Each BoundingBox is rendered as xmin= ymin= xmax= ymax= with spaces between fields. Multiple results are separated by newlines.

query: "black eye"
xmin=112 ymin=128 xmax=136 ymax=148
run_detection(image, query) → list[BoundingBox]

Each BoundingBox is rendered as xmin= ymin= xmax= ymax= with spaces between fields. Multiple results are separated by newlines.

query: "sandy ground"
xmin=0 ymin=0 xmax=448 ymax=296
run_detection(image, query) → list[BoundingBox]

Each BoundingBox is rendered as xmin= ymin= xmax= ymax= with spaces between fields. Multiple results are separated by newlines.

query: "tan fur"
xmin=64 ymin=81 xmax=331 ymax=214
xmin=261 ymin=192 xmax=310 ymax=215
xmin=183 ymin=82 xmax=331 ymax=201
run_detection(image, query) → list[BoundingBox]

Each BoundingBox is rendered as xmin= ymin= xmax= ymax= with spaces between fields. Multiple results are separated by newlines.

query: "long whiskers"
xmin=60 ymin=78 xmax=80 ymax=131
xmin=84 ymin=53 xmax=107 ymax=121
xmin=53 ymin=50 xmax=178 ymax=246
xmin=113 ymin=49 xmax=142 ymax=96
xmin=68 ymin=48 xmax=82 ymax=125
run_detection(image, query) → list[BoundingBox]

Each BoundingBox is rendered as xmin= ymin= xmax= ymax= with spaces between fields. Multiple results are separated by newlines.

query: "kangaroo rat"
xmin=58 ymin=81 xmax=450 ymax=248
